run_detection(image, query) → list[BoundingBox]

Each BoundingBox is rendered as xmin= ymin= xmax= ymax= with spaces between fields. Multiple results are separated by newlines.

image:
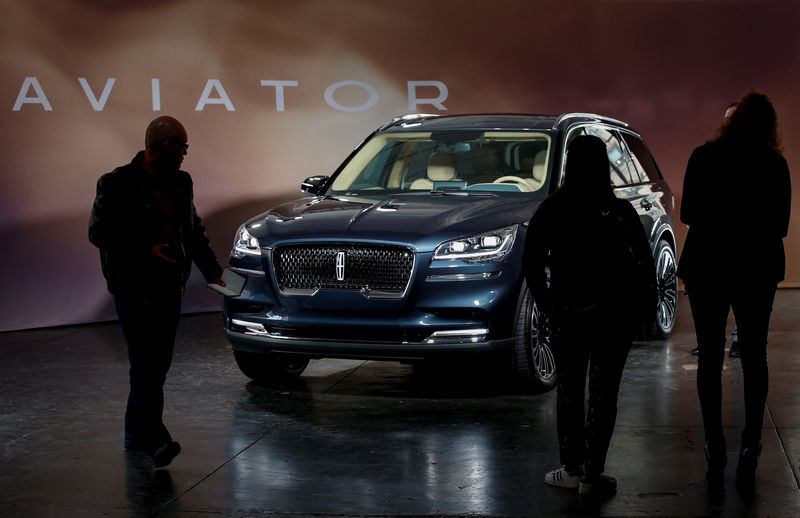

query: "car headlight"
xmin=433 ymin=225 xmax=517 ymax=263
xmin=232 ymin=225 xmax=261 ymax=258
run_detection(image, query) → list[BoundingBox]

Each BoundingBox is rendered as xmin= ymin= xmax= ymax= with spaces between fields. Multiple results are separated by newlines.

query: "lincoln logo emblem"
xmin=335 ymin=251 xmax=346 ymax=281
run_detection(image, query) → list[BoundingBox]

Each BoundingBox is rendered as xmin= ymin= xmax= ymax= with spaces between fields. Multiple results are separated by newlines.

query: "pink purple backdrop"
xmin=1 ymin=0 xmax=798 ymax=330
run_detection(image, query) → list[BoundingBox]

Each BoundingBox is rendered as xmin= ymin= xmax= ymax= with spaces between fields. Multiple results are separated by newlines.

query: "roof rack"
xmin=553 ymin=113 xmax=628 ymax=130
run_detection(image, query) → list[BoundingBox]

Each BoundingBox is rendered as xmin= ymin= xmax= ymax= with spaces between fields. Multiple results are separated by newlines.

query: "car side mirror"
xmin=301 ymin=175 xmax=330 ymax=196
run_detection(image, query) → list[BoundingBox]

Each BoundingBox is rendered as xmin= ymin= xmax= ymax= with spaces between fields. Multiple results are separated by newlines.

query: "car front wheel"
xmin=512 ymin=287 xmax=557 ymax=392
xmin=233 ymin=350 xmax=310 ymax=383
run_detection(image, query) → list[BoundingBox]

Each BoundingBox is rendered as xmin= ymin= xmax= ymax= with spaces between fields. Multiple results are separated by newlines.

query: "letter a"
xmin=13 ymin=77 xmax=53 ymax=111
xmin=195 ymin=79 xmax=236 ymax=111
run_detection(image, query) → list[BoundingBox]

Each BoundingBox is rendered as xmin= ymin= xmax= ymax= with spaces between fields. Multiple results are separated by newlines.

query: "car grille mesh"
xmin=273 ymin=243 xmax=414 ymax=296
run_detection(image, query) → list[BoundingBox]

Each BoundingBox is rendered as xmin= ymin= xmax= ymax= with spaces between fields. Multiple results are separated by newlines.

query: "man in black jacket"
xmin=89 ymin=116 xmax=224 ymax=468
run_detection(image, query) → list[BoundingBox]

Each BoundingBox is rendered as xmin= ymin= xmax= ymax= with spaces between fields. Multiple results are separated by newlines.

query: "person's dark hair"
xmin=715 ymin=90 xmax=782 ymax=153
xmin=562 ymin=135 xmax=613 ymax=201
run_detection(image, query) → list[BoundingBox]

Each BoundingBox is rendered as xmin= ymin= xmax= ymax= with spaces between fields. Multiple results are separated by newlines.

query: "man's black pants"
xmin=115 ymin=290 xmax=182 ymax=454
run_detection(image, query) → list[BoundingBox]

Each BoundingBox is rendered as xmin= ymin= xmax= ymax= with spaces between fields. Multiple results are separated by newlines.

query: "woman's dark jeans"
xmin=687 ymin=281 xmax=776 ymax=450
xmin=552 ymin=306 xmax=632 ymax=477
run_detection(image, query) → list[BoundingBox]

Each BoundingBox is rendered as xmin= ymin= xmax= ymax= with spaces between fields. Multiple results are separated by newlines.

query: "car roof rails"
xmin=553 ymin=113 xmax=629 ymax=130
xmin=378 ymin=113 xmax=440 ymax=131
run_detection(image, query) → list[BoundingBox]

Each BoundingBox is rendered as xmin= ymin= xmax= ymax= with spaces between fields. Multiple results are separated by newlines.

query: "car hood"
xmin=246 ymin=194 xmax=540 ymax=252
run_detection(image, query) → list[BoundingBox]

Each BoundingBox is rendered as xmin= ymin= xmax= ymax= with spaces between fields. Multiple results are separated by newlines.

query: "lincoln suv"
xmin=223 ymin=113 xmax=678 ymax=391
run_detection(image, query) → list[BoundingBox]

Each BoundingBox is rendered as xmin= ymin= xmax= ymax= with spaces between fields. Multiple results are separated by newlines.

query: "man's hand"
xmin=152 ymin=243 xmax=179 ymax=263
xmin=211 ymin=277 xmax=226 ymax=287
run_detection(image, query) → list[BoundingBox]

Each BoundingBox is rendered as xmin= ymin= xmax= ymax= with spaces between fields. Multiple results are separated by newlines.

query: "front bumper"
xmin=223 ymin=243 xmax=525 ymax=361
xmin=226 ymin=325 xmax=515 ymax=361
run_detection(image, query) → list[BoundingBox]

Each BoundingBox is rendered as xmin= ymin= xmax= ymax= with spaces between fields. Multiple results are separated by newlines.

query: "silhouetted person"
xmin=89 ymin=116 xmax=224 ymax=468
xmin=523 ymin=135 xmax=657 ymax=497
xmin=678 ymin=90 xmax=791 ymax=492
xmin=691 ymin=102 xmax=741 ymax=358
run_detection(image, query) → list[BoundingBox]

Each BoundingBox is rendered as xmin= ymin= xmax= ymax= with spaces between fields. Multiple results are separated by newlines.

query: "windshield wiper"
xmin=398 ymin=190 xmax=496 ymax=197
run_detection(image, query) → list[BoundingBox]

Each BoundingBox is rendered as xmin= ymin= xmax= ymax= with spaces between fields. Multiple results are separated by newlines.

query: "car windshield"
xmin=329 ymin=130 xmax=553 ymax=196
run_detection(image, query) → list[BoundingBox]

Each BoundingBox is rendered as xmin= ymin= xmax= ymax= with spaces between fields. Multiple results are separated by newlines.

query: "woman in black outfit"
xmin=524 ymin=135 xmax=657 ymax=497
xmin=678 ymin=91 xmax=791 ymax=491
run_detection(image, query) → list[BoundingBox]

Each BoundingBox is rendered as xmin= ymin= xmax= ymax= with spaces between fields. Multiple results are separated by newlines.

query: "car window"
xmin=567 ymin=126 xmax=640 ymax=186
xmin=329 ymin=131 xmax=553 ymax=195
xmin=621 ymin=132 xmax=663 ymax=182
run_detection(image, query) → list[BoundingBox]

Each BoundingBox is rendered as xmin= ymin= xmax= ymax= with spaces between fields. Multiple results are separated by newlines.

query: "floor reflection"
xmin=124 ymin=451 xmax=175 ymax=517
xmin=219 ymin=359 xmax=558 ymax=515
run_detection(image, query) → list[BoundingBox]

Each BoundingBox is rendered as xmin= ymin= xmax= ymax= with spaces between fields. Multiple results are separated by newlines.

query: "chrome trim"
xmin=231 ymin=319 xmax=270 ymax=336
xmin=553 ymin=112 xmax=628 ymax=130
xmin=425 ymin=328 xmax=489 ymax=345
xmin=360 ymin=287 xmax=409 ymax=299
xmin=378 ymin=113 xmax=440 ymax=131
xmin=229 ymin=267 xmax=266 ymax=277
xmin=335 ymin=251 xmax=346 ymax=281
xmin=426 ymin=272 xmax=499 ymax=281
xmin=428 ymin=329 xmax=488 ymax=337
xmin=558 ymin=122 xmax=634 ymax=186
xmin=280 ymin=288 xmax=320 ymax=296
xmin=278 ymin=286 xmax=413 ymax=299
xmin=228 ymin=319 xmax=490 ymax=345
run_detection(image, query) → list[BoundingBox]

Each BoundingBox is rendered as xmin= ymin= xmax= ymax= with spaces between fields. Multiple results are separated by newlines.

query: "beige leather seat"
xmin=525 ymin=150 xmax=547 ymax=190
xmin=409 ymin=152 xmax=458 ymax=189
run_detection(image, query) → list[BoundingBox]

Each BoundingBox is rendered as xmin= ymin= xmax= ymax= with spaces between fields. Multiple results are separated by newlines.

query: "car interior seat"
xmin=409 ymin=152 xmax=458 ymax=190
xmin=520 ymin=150 xmax=547 ymax=190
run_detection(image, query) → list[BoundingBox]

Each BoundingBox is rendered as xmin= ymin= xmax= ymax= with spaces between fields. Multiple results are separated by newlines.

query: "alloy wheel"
xmin=529 ymin=300 xmax=557 ymax=384
xmin=655 ymin=242 xmax=678 ymax=335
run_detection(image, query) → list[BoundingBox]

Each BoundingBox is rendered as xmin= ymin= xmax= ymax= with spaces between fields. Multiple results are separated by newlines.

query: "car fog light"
xmin=425 ymin=328 xmax=489 ymax=344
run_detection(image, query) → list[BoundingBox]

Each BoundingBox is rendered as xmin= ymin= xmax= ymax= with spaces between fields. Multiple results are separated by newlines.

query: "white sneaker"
xmin=545 ymin=466 xmax=581 ymax=488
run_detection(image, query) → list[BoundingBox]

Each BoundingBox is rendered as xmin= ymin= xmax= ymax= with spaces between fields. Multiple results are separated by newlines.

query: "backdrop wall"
xmin=1 ymin=0 xmax=798 ymax=331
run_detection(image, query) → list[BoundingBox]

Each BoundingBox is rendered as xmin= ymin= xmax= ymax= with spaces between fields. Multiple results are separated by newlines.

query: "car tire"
xmin=512 ymin=287 xmax=557 ymax=393
xmin=648 ymin=239 xmax=678 ymax=339
xmin=233 ymin=350 xmax=310 ymax=382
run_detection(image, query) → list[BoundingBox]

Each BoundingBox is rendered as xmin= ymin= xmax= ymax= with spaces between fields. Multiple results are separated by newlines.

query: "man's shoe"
xmin=544 ymin=466 xmax=581 ymax=489
xmin=736 ymin=443 xmax=761 ymax=492
xmin=578 ymin=474 xmax=617 ymax=497
xmin=153 ymin=441 xmax=181 ymax=468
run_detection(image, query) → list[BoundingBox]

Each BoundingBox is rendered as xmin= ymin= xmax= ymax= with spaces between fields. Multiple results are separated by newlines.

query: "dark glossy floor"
xmin=1 ymin=291 xmax=799 ymax=517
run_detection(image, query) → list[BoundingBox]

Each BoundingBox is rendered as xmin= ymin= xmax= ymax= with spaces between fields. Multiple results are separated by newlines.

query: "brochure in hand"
xmin=207 ymin=268 xmax=246 ymax=297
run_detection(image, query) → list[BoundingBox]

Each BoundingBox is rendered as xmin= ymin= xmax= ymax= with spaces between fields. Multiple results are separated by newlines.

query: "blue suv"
xmin=223 ymin=113 xmax=678 ymax=391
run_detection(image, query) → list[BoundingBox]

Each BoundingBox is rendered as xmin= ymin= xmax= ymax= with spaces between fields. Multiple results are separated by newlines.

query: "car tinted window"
xmin=330 ymin=131 xmax=553 ymax=195
xmin=568 ymin=126 xmax=640 ymax=186
xmin=602 ymin=128 xmax=639 ymax=186
xmin=621 ymin=132 xmax=662 ymax=182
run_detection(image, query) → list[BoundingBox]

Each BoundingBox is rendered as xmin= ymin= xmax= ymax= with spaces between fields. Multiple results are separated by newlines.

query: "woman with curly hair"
xmin=678 ymin=91 xmax=791 ymax=492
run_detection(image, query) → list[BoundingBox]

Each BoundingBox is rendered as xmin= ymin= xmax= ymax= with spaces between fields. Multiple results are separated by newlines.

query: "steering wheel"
xmin=492 ymin=176 xmax=532 ymax=191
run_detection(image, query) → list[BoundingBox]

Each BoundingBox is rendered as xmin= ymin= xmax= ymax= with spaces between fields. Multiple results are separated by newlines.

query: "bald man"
xmin=89 ymin=116 xmax=224 ymax=468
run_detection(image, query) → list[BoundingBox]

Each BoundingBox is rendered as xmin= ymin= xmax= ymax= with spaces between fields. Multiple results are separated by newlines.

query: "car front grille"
xmin=272 ymin=243 xmax=415 ymax=297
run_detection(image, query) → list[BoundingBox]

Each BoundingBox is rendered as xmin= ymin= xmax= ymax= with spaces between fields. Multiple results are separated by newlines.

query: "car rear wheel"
xmin=233 ymin=350 xmax=310 ymax=382
xmin=649 ymin=239 xmax=678 ymax=338
xmin=512 ymin=287 xmax=557 ymax=392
